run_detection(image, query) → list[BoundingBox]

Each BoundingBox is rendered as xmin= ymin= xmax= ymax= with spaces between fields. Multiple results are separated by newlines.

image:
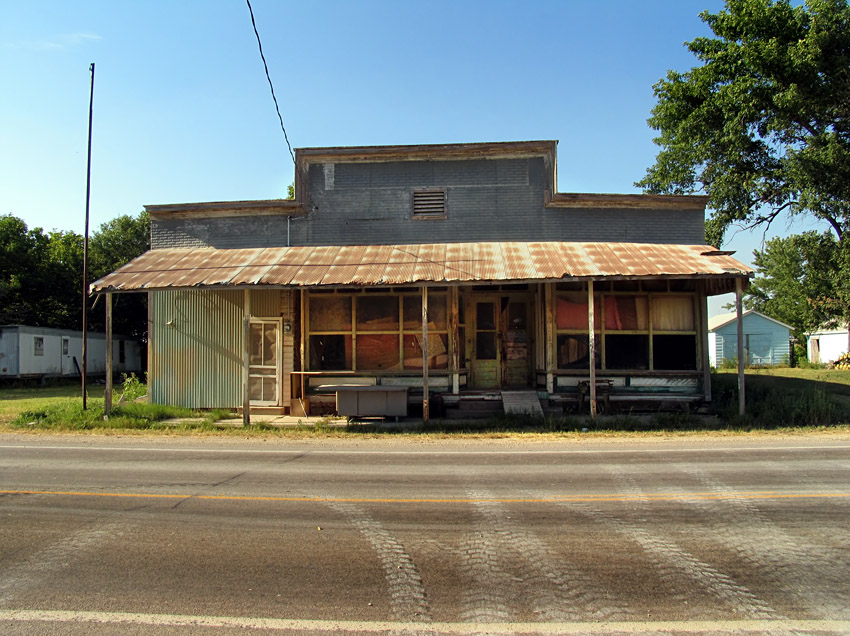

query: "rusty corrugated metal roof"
xmin=91 ymin=242 xmax=752 ymax=294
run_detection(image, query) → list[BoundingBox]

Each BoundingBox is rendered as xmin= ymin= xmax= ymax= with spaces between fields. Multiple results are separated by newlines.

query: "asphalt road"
xmin=1 ymin=433 xmax=849 ymax=635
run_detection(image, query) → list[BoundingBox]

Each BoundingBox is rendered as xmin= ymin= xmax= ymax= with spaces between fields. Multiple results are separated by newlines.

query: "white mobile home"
xmin=0 ymin=325 xmax=141 ymax=379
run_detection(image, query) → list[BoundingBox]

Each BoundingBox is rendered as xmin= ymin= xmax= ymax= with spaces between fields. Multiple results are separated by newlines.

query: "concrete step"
xmin=500 ymin=390 xmax=545 ymax=418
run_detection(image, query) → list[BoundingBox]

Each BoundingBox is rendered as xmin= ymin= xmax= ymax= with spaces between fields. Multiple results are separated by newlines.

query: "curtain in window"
xmin=651 ymin=297 xmax=694 ymax=331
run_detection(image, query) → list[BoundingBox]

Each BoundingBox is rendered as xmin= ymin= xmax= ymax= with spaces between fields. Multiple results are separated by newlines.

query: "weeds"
xmin=9 ymin=400 xmax=230 ymax=432
xmin=711 ymin=373 xmax=850 ymax=428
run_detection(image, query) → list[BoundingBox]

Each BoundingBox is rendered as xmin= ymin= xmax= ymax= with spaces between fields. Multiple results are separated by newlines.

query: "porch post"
xmin=544 ymin=283 xmax=555 ymax=394
xmin=104 ymin=292 xmax=113 ymax=416
xmin=700 ymin=283 xmax=711 ymax=402
xmin=243 ymin=289 xmax=251 ymax=426
xmin=422 ymin=285 xmax=430 ymax=422
xmin=449 ymin=286 xmax=460 ymax=394
xmin=736 ymin=278 xmax=745 ymax=416
xmin=588 ymin=280 xmax=597 ymax=418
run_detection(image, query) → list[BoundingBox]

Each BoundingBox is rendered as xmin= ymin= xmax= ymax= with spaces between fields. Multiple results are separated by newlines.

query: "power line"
xmin=246 ymin=0 xmax=295 ymax=166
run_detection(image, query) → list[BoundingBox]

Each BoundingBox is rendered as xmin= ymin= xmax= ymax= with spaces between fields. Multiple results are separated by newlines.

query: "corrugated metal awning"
xmin=91 ymin=242 xmax=752 ymax=294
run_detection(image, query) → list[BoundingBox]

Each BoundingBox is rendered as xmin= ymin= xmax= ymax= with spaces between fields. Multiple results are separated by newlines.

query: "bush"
xmin=120 ymin=372 xmax=147 ymax=402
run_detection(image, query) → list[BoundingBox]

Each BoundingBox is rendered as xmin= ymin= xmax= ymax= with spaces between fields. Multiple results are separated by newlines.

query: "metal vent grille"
xmin=412 ymin=189 xmax=446 ymax=216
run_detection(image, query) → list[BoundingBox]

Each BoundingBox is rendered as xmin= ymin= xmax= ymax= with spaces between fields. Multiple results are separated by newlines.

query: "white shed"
xmin=0 ymin=325 xmax=142 ymax=379
xmin=807 ymin=327 xmax=850 ymax=365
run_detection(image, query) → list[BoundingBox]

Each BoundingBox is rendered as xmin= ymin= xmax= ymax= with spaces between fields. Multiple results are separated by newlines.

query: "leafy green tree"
xmin=0 ymin=215 xmax=49 ymax=325
xmin=0 ymin=212 xmax=151 ymax=347
xmin=746 ymin=232 xmax=838 ymax=336
xmin=638 ymin=0 xmax=850 ymax=247
xmin=89 ymin=211 xmax=151 ymax=343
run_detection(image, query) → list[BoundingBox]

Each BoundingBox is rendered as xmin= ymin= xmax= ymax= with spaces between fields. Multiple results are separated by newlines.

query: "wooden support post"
xmin=104 ymin=292 xmax=113 ymax=417
xmin=422 ymin=285 xmax=430 ymax=422
xmin=588 ymin=281 xmax=597 ymax=419
xmin=449 ymin=286 xmax=460 ymax=394
xmin=243 ymin=289 xmax=252 ymax=426
xmin=700 ymin=284 xmax=711 ymax=402
xmin=736 ymin=278 xmax=745 ymax=416
xmin=544 ymin=283 xmax=555 ymax=394
xmin=300 ymin=290 xmax=307 ymax=404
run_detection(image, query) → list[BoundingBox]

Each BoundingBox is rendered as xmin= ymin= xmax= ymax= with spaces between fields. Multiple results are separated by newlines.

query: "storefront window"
xmin=556 ymin=285 xmax=698 ymax=371
xmin=307 ymin=292 xmax=449 ymax=372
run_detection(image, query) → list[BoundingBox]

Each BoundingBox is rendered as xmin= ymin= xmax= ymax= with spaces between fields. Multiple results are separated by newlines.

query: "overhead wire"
xmin=245 ymin=0 xmax=296 ymax=166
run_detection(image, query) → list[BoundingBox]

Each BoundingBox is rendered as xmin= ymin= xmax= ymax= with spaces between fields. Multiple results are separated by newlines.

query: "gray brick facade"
xmin=150 ymin=154 xmax=706 ymax=249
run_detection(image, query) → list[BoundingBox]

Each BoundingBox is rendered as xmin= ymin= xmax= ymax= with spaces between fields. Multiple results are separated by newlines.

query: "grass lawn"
xmin=0 ymin=382 xmax=105 ymax=426
xmin=2 ymin=368 xmax=850 ymax=435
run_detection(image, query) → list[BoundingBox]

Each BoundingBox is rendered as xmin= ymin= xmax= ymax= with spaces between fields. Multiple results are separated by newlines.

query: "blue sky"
xmin=1 ymin=0 xmax=830 ymax=314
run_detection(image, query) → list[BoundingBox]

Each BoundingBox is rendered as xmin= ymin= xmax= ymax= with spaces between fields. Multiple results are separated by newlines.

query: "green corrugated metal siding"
xmin=251 ymin=289 xmax=281 ymax=318
xmin=150 ymin=290 xmax=243 ymax=408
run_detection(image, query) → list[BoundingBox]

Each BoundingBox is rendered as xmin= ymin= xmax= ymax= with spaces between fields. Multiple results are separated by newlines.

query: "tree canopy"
xmin=745 ymin=231 xmax=849 ymax=336
xmin=637 ymin=0 xmax=850 ymax=247
xmin=0 ymin=212 xmax=150 ymax=342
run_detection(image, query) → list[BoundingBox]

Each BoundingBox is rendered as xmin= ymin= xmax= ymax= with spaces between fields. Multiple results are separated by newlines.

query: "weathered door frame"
xmin=467 ymin=292 xmax=534 ymax=390
xmin=248 ymin=317 xmax=283 ymax=406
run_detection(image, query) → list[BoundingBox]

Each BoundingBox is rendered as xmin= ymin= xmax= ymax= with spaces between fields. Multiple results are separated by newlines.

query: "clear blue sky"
xmin=1 ymin=0 xmax=829 ymax=314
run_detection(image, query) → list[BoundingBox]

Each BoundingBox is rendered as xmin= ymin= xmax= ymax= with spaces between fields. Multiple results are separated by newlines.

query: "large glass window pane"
xmin=507 ymin=302 xmax=527 ymax=331
xmin=557 ymin=334 xmax=601 ymax=369
xmin=356 ymin=334 xmax=400 ymax=370
xmin=357 ymin=296 xmax=399 ymax=331
xmin=476 ymin=302 xmax=495 ymax=330
xmin=651 ymin=296 xmax=695 ymax=331
xmin=309 ymin=296 xmax=351 ymax=331
xmin=309 ymin=335 xmax=352 ymax=370
xmin=403 ymin=295 xmax=447 ymax=330
xmin=403 ymin=334 xmax=448 ymax=369
xmin=605 ymin=334 xmax=649 ymax=369
xmin=249 ymin=324 xmax=264 ymax=365
xmin=476 ymin=332 xmax=497 ymax=359
xmin=263 ymin=324 xmax=276 ymax=362
xmin=653 ymin=335 xmax=697 ymax=370
xmin=604 ymin=296 xmax=648 ymax=331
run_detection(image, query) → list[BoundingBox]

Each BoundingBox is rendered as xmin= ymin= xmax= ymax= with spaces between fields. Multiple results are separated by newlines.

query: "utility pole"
xmin=82 ymin=63 xmax=95 ymax=409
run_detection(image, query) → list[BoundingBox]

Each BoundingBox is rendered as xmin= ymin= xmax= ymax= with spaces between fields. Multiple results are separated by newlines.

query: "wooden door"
xmin=469 ymin=296 xmax=532 ymax=389
xmin=248 ymin=319 xmax=281 ymax=405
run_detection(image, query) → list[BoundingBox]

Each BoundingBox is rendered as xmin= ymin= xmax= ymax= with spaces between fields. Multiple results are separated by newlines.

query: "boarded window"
xmin=356 ymin=334 xmax=400 ymax=370
xmin=403 ymin=334 xmax=448 ymax=369
xmin=357 ymin=296 xmax=398 ymax=331
xmin=306 ymin=292 xmax=450 ymax=372
xmin=403 ymin=295 xmax=447 ymax=330
xmin=309 ymin=296 xmax=351 ymax=331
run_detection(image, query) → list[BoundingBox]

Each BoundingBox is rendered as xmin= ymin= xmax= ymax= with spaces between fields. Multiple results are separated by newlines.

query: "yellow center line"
xmin=1 ymin=489 xmax=849 ymax=504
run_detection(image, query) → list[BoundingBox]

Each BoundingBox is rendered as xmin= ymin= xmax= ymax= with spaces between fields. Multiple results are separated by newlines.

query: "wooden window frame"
xmin=306 ymin=290 xmax=451 ymax=373
xmin=554 ymin=281 xmax=698 ymax=372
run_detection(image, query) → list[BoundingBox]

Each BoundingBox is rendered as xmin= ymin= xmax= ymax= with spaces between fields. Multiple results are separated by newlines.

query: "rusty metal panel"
xmin=150 ymin=289 xmax=243 ymax=408
xmin=92 ymin=242 xmax=753 ymax=293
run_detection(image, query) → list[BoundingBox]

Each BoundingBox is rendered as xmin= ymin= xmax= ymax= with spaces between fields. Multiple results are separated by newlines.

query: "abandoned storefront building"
xmin=92 ymin=140 xmax=752 ymax=419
